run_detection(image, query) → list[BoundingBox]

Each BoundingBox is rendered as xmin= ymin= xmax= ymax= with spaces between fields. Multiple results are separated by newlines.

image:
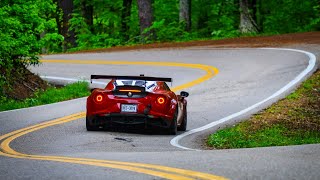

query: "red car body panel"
xmin=87 ymin=80 xmax=176 ymax=118
xmin=86 ymin=77 xmax=188 ymax=132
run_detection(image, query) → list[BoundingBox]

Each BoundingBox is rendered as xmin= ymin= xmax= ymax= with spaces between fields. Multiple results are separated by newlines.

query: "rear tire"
xmin=168 ymin=109 xmax=178 ymax=135
xmin=178 ymin=107 xmax=187 ymax=131
xmin=86 ymin=116 xmax=99 ymax=131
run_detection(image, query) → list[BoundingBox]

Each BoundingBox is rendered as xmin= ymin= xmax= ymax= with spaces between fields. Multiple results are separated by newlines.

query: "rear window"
xmin=114 ymin=80 xmax=157 ymax=92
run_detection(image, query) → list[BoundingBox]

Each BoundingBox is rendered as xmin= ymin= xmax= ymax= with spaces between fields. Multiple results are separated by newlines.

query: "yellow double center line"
xmin=0 ymin=60 xmax=227 ymax=180
xmin=40 ymin=60 xmax=219 ymax=92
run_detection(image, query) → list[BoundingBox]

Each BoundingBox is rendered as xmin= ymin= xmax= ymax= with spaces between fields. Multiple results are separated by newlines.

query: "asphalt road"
xmin=1 ymin=47 xmax=319 ymax=180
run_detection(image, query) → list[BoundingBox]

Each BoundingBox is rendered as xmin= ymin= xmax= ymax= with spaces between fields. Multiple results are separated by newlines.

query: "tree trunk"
xmin=239 ymin=0 xmax=258 ymax=33
xmin=251 ymin=0 xmax=257 ymax=22
xmin=179 ymin=0 xmax=191 ymax=31
xmin=54 ymin=0 xmax=62 ymax=38
xmin=121 ymin=0 xmax=133 ymax=41
xmin=57 ymin=0 xmax=77 ymax=51
xmin=136 ymin=0 xmax=154 ymax=41
xmin=40 ymin=31 xmax=48 ymax=54
xmin=256 ymin=0 xmax=263 ymax=32
xmin=81 ymin=0 xmax=94 ymax=33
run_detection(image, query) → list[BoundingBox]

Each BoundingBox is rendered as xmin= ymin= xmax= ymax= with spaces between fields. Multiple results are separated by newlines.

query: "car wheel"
xmin=168 ymin=109 xmax=178 ymax=135
xmin=178 ymin=107 xmax=187 ymax=131
xmin=86 ymin=116 xmax=99 ymax=131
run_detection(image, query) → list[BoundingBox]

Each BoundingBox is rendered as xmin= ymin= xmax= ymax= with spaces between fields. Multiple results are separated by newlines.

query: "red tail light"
xmin=119 ymin=89 xmax=141 ymax=93
xmin=95 ymin=94 xmax=103 ymax=103
xmin=157 ymin=97 xmax=165 ymax=105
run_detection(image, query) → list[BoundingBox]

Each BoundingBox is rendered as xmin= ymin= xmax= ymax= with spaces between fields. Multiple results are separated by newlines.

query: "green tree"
xmin=260 ymin=0 xmax=319 ymax=33
xmin=193 ymin=0 xmax=239 ymax=38
xmin=0 ymin=0 xmax=52 ymax=96
xmin=55 ymin=0 xmax=320 ymax=50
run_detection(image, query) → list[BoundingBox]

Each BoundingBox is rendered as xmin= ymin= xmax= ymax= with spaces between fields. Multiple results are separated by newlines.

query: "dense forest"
xmin=0 ymin=0 xmax=319 ymax=98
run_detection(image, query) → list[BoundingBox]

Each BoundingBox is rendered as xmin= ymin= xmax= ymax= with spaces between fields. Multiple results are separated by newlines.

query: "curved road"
xmin=1 ymin=47 xmax=319 ymax=179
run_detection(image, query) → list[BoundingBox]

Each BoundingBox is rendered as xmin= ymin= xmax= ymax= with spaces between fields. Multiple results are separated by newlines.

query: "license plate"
xmin=121 ymin=104 xmax=137 ymax=113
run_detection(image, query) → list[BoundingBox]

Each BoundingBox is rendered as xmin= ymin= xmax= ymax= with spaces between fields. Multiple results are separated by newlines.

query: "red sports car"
xmin=86 ymin=75 xmax=189 ymax=135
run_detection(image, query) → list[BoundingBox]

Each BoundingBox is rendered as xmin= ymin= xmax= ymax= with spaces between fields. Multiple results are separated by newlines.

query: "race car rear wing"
xmin=90 ymin=75 xmax=172 ymax=83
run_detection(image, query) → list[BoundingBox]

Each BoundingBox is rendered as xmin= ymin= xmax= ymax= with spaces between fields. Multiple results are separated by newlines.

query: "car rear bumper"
xmin=87 ymin=113 xmax=173 ymax=128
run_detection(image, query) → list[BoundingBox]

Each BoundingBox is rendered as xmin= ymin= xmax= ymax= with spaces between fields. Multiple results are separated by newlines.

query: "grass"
xmin=207 ymin=70 xmax=320 ymax=149
xmin=0 ymin=82 xmax=90 ymax=111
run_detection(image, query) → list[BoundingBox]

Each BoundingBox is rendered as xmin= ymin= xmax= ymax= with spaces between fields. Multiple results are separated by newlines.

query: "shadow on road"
xmin=93 ymin=124 xmax=183 ymax=135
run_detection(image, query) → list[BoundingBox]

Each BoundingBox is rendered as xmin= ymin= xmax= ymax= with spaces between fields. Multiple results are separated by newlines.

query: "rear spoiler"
xmin=90 ymin=75 xmax=172 ymax=83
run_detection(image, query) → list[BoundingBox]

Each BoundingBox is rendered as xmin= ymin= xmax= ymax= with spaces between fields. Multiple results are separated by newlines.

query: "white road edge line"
xmin=170 ymin=48 xmax=317 ymax=151
xmin=41 ymin=76 xmax=107 ymax=85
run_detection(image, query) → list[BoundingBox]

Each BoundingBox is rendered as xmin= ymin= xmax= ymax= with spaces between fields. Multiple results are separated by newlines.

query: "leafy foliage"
xmin=260 ymin=0 xmax=320 ymax=33
xmin=193 ymin=0 xmax=239 ymax=38
xmin=0 ymin=0 xmax=55 ymax=96
xmin=0 ymin=1 xmax=43 ymax=66
xmin=68 ymin=0 xmax=319 ymax=49
xmin=1 ymin=0 xmax=318 ymax=55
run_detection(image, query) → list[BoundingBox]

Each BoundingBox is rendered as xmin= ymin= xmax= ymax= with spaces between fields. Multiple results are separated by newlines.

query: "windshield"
xmin=115 ymin=80 xmax=157 ymax=91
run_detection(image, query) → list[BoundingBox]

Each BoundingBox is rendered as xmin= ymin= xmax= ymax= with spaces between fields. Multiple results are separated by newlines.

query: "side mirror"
xmin=180 ymin=91 xmax=189 ymax=97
